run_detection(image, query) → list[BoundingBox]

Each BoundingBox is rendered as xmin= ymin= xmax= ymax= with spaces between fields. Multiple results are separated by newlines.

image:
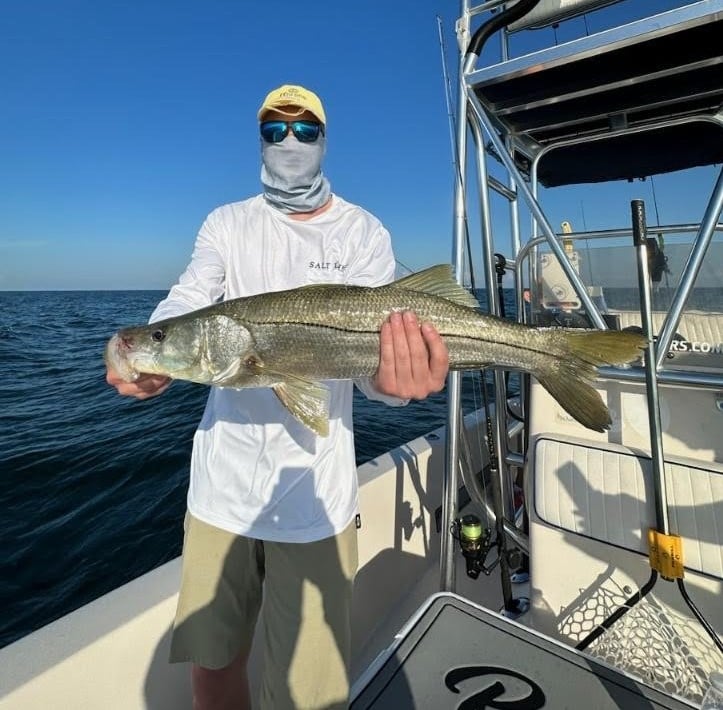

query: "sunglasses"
xmin=260 ymin=120 xmax=324 ymax=144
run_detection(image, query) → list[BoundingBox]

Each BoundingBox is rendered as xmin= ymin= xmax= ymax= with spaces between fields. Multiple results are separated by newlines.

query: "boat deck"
xmin=351 ymin=593 xmax=694 ymax=709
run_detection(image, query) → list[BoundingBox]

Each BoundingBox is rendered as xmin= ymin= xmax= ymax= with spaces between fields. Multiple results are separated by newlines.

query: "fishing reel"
xmin=452 ymin=514 xmax=493 ymax=580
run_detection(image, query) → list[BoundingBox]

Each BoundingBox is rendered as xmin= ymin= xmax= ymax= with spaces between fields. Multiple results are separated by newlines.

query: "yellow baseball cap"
xmin=258 ymin=84 xmax=326 ymax=125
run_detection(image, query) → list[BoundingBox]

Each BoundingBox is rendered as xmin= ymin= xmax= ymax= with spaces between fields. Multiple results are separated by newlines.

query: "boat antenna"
xmin=437 ymin=15 xmax=476 ymax=292
xmin=437 ymin=15 xmax=457 ymax=178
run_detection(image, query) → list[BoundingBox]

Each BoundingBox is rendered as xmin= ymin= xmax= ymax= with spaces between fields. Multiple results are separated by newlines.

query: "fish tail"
xmin=534 ymin=330 xmax=646 ymax=432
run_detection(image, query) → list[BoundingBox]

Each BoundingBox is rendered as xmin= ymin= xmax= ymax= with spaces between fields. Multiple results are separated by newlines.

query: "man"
xmin=107 ymin=84 xmax=449 ymax=709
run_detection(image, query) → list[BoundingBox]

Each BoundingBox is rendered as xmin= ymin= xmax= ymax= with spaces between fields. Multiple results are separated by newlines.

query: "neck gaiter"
xmin=261 ymin=135 xmax=331 ymax=214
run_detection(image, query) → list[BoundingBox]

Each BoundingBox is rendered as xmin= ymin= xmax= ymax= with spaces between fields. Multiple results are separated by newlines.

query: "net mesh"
xmin=557 ymin=580 xmax=717 ymax=705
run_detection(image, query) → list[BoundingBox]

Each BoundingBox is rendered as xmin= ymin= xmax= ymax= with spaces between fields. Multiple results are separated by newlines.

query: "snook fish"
xmin=105 ymin=265 xmax=646 ymax=436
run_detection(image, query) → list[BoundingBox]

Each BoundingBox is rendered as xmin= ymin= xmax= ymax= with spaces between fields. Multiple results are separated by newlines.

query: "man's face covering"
xmin=261 ymin=134 xmax=331 ymax=214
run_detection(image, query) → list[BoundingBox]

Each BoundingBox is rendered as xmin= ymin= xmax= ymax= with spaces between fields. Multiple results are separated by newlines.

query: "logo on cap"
xmin=259 ymin=84 xmax=326 ymax=124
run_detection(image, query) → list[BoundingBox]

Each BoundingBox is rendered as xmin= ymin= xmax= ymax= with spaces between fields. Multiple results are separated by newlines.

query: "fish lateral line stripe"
xmin=242 ymin=319 xmax=382 ymax=335
xmin=242 ymin=317 xmax=563 ymax=363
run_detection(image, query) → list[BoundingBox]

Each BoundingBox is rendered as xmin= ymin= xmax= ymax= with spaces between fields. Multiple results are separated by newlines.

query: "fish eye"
xmin=151 ymin=329 xmax=166 ymax=343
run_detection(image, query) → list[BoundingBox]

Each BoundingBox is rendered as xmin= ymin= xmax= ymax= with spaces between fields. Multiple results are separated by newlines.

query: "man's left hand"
xmin=372 ymin=311 xmax=449 ymax=399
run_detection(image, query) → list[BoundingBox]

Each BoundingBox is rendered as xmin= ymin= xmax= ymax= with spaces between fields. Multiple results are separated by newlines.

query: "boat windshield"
xmin=525 ymin=225 xmax=723 ymax=372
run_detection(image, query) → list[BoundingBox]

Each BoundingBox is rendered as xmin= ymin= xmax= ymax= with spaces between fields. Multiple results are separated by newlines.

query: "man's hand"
xmin=106 ymin=366 xmax=171 ymax=399
xmin=372 ymin=311 xmax=449 ymax=399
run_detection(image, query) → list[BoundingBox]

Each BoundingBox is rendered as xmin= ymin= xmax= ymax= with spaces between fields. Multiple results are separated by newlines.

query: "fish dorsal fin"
xmin=393 ymin=265 xmax=479 ymax=309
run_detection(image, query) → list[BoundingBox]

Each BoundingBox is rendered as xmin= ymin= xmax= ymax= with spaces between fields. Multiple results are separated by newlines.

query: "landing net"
xmin=558 ymin=582 xmax=716 ymax=705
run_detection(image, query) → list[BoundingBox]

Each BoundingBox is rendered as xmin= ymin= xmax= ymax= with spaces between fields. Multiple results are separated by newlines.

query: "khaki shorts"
xmin=170 ymin=513 xmax=358 ymax=710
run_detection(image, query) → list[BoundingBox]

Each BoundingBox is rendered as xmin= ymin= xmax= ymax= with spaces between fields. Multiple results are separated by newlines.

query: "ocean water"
xmin=0 ymin=290 xmax=507 ymax=649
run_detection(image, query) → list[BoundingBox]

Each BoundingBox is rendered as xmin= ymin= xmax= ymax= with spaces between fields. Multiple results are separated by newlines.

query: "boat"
xmin=1 ymin=1 xmax=721 ymax=707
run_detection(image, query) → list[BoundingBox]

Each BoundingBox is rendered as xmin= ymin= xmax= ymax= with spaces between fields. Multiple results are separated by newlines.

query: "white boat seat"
xmin=532 ymin=436 xmax=723 ymax=579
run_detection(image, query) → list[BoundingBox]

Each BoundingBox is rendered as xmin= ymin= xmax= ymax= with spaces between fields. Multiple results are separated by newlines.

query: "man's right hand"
xmin=106 ymin=366 xmax=171 ymax=399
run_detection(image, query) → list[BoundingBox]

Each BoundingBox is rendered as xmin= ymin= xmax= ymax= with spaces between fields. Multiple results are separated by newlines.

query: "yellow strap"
xmin=648 ymin=529 xmax=685 ymax=580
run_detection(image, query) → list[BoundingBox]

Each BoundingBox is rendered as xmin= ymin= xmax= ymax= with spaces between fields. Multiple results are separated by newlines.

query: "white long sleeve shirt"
xmin=150 ymin=194 xmax=405 ymax=542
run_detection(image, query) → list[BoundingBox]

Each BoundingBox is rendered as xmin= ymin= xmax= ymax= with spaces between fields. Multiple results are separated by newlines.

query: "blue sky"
xmin=2 ymin=0 xmax=719 ymax=290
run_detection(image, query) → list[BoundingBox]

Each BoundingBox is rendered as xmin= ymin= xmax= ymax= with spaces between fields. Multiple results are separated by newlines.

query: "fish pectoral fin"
xmin=393 ymin=264 xmax=480 ymax=309
xmin=272 ymin=376 xmax=330 ymax=437
xmin=209 ymin=358 xmax=244 ymax=385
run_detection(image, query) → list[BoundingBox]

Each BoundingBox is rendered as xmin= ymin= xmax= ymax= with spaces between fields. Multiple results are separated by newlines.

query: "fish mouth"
xmin=104 ymin=333 xmax=141 ymax=383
